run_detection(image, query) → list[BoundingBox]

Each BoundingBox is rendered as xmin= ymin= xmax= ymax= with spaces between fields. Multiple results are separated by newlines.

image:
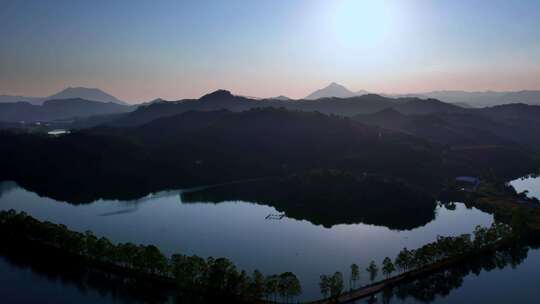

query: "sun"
xmin=331 ymin=0 xmax=400 ymax=50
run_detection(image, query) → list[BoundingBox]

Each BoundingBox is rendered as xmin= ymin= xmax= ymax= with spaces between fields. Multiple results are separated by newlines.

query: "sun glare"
xmin=331 ymin=0 xmax=402 ymax=50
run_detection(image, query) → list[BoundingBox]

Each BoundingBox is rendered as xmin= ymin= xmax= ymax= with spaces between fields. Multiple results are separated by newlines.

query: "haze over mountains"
xmin=411 ymin=90 xmax=540 ymax=107
xmin=2 ymin=85 xmax=540 ymax=221
xmin=0 ymin=99 xmax=133 ymax=123
xmin=304 ymin=82 xmax=369 ymax=100
xmin=304 ymin=83 xmax=540 ymax=107
xmin=3 ymin=83 xmax=540 ymax=108
xmin=103 ymin=89 xmax=462 ymax=128
xmin=3 ymin=83 xmax=540 ymax=150
xmin=0 ymin=87 xmax=127 ymax=105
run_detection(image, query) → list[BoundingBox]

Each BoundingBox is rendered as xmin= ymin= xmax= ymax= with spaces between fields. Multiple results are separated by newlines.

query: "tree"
xmin=228 ymin=270 xmax=250 ymax=296
xmin=140 ymin=245 xmax=167 ymax=275
xmin=170 ymin=254 xmax=207 ymax=290
xmin=64 ymin=231 xmax=85 ymax=255
xmin=382 ymin=287 xmax=394 ymax=304
xmin=350 ymin=263 xmax=360 ymax=290
xmin=366 ymin=261 xmax=378 ymax=282
xmin=117 ymin=242 xmax=138 ymax=269
xmin=95 ymin=237 xmax=114 ymax=261
xmin=382 ymin=257 xmax=395 ymax=279
xmin=473 ymin=225 xmax=488 ymax=247
xmin=329 ymin=272 xmax=344 ymax=299
xmin=265 ymin=275 xmax=280 ymax=302
xmin=278 ymin=272 xmax=301 ymax=303
xmin=251 ymin=270 xmax=265 ymax=299
xmin=395 ymin=248 xmax=411 ymax=272
xmin=511 ymin=208 xmax=528 ymax=240
xmin=319 ymin=275 xmax=330 ymax=299
xmin=84 ymin=230 xmax=98 ymax=256
xmin=206 ymin=257 xmax=237 ymax=293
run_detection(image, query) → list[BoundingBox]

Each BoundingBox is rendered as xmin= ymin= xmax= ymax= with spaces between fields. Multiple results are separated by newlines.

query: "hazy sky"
xmin=1 ymin=0 xmax=540 ymax=102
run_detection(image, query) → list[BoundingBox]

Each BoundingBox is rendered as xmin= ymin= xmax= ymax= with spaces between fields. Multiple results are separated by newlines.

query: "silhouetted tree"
xmin=329 ymin=272 xmax=344 ymax=299
xmin=350 ymin=263 xmax=360 ymax=290
xmin=382 ymin=257 xmax=395 ymax=279
xmin=366 ymin=261 xmax=378 ymax=282
xmin=319 ymin=275 xmax=330 ymax=299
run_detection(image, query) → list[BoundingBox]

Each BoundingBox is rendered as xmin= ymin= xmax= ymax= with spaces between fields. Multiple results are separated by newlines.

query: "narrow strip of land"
xmin=288 ymin=239 xmax=509 ymax=304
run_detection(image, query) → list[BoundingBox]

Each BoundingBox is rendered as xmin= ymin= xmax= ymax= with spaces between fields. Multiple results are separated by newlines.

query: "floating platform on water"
xmin=265 ymin=213 xmax=285 ymax=220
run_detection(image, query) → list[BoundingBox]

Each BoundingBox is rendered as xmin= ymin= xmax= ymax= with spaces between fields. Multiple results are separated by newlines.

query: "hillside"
xmin=354 ymin=103 xmax=540 ymax=150
xmin=2 ymin=107 xmax=537 ymax=203
xmin=409 ymin=90 xmax=540 ymax=107
xmin=305 ymin=82 xmax=358 ymax=99
xmin=0 ymin=87 xmax=127 ymax=105
xmin=0 ymin=108 xmax=446 ymax=202
xmin=47 ymin=87 xmax=127 ymax=105
xmin=106 ymin=90 xmax=463 ymax=127
xmin=182 ymin=170 xmax=437 ymax=230
xmin=0 ymin=98 xmax=133 ymax=123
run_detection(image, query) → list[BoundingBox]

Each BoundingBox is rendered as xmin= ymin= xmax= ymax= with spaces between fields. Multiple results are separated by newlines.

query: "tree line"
xmin=0 ymin=208 xmax=520 ymax=303
xmin=0 ymin=210 xmax=301 ymax=302
xmin=318 ymin=221 xmax=513 ymax=300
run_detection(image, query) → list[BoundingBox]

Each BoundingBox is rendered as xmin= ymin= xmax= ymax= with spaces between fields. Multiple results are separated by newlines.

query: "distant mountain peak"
xmin=328 ymin=82 xmax=342 ymax=87
xmin=272 ymin=95 xmax=291 ymax=101
xmin=373 ymin=107 xmax=403 ymax=118
xmin=200 ymin=89 xmax=235 ymax=101
xmin=47 ymin=87 xmax=126 ymax=105
xmin=305 ymin=82 xmax=356 ymax=100
xmin=325 ymin=82 xmax=349 ymax=91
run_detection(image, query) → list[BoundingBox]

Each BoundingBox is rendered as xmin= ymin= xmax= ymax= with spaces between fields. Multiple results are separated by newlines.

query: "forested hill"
xmin=354 ymin=103 xmax=540 ymax=150
xmin=1 ymin=108 xmax=537 ymax=203
xmin=105 ymin=90 xmax=463 ymax=127
xmin=0 ymin=98 xmax=133 ymax=122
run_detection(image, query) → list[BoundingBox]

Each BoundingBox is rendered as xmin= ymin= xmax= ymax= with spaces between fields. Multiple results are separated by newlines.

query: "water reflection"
xmin=510 ymin=174 xmax=540 ymax=200
xmin=0 ymin=181 xmax=495 ymax=301
xmin=2 ymin=237 xmax=537 ymax=304
xmin=363 ymin=243 xmax=539 ymax=304
xmin=181 ymin=181 xmax=436 ymax=230
xmin=0 ymin=243 xmax=173 ymax=304
xmin=13 ymin=177 xmax=438 ymax=230
xmin=0 ymin=181 xmax=17 ymax=199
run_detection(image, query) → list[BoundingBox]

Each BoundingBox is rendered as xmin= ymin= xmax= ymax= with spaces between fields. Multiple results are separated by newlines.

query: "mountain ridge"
xmin=305 ymin=82 xmax=358 ymax=100
xmin=105 ymin=89 xmax=462 ymax=127
xmin=0 ymin=87 xmax=127 ymax=105
xmin=0 ymin=98 xmax=133 ymax=122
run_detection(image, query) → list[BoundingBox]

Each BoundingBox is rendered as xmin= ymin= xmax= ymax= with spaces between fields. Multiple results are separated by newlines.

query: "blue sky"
xmin=1 ymin=0 xmax=539 ymax=102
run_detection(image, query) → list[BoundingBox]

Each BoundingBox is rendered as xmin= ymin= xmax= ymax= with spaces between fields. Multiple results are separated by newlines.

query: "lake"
xmin=510 ymin=174 xmax=540 ymax=200
xmin=0 ymin=181 xmax=538 ymax=303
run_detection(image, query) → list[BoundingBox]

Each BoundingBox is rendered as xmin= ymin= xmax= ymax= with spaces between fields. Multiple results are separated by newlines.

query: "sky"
xmin=1 ymin=0 xmax=540 ymax=103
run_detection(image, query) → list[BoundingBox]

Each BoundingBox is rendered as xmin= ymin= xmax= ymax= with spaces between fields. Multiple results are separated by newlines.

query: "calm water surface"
xmin=0 ymin=256 xmax=157 ymax=304
xmin=510 ymin=174 xmax=540 ymax=200
xmin=1 ymin=181 xmax=538 ymax=302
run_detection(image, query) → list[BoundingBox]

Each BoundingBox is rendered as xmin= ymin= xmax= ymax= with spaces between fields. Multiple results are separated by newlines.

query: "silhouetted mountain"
xmin=47 ymin=87 xmax=126 ymax=104
xmin=0 ymin=87 xmax=126 ymax=105
xmin=0 ymin=98 xmax=133 ymax=123
xmin=0 ymin=95 xmax=42 ymax=105
xmin=106 ymin=90 xmax=463 ymax=127
xmin=452 ymin=102 xmax=473 ymax=108
xmin=501 ymin=90 xmax=540 ymax=104
xmin=356 ymin=111 xmax=512 ymax=147
xmin=410 ymin=90 xmax=540 ymax=107
xmin=392 ymin=97 xmax=464 ymax=114
xmin=478 ymin=102 xmax=540 ymax=120
xmin=198 ymin=89 xmax=236 ymax=102
xmin=305 ymin=82 xmax=357 ymax=99
xmin=355 ymin=103 xmax=540 ymax=149
xmin=2 ymin=108 xmax=538 ymax=203
xmin=355 ymin=89 xmax=370 ymax=95
xmin=182 ymin=170 xmax=436 ymax=230
xmin=270 ymin=95 xmax=291 ymax=101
